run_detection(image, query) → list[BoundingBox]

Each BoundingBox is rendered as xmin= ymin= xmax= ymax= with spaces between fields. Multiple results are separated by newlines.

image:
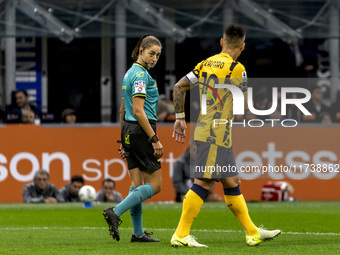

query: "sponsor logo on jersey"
xmin=136 ymin=71 xmax=144 ymax=78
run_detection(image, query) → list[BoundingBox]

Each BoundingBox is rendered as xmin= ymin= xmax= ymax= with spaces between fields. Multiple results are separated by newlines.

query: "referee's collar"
xmin=133 ymin=62 xmax=147 ymax=70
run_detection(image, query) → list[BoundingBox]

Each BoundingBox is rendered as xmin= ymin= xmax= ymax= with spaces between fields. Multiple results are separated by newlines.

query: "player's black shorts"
xmin=121 ymin=121 xmax=161 ymax=172
xmin=193 ymin=140 xmax=239 ymax=181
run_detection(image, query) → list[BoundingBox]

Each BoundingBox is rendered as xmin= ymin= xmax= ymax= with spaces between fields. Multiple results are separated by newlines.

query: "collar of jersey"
xmin=133 ymin=62 xmax=147 ymax=70
xmin=220 ymin=52 xmax=232 ymax=58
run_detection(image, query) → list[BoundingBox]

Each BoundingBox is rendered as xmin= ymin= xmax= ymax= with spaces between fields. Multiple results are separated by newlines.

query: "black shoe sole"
xmin=131 ymin=238 xmax=160 ymax=243
xmin=103 ymin=209 xmax=120 ymax=241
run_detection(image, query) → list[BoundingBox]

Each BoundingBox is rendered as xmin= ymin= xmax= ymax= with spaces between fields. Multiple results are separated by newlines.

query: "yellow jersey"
xmin=187 ymin=52 xmax=247 ymax=148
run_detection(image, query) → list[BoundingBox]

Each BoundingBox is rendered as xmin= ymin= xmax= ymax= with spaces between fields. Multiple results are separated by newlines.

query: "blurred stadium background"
xmin=1 ymin=0 xmax=339 ymax=122
xmin=0 ymin=0 xmax=339 ymax=203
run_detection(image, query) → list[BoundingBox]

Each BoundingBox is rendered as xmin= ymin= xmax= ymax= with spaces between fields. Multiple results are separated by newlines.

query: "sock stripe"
xmin=224 ymin=186 xmax=241 ymax=196
xmin=191 ymin=184 xmax=209 ymax=200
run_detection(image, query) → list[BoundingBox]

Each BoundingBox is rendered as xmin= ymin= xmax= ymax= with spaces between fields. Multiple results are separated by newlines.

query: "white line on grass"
xmin=1 ymin=227 xmax=339 ymax=236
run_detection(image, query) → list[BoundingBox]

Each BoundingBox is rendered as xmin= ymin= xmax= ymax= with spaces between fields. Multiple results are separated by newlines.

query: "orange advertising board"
xmin=0 ymin=124 xmax=339 ymax=203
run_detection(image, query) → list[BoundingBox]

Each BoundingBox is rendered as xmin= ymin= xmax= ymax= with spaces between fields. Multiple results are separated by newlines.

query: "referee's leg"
xmin=129 ymin=168 xmax=144 ymax=237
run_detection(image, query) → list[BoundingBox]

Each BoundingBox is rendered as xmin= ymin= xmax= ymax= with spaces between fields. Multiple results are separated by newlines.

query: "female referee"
xmin=103 ymin=35 xmax=163 ymax=243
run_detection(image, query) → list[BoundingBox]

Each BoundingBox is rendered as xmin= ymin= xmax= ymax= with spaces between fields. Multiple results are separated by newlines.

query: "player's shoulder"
xmin=206 ymin=53 xmax=222 ymax=61
xmin=233 ymin=61 xmax=246 ymax=72
xmin=231 ymin=61 xmax=246 ymax=76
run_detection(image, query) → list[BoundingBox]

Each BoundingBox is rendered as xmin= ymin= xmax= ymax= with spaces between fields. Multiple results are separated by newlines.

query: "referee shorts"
xmin=194 ymin=140 xmax=239 ymax=181
xmin=121 ymin=121 xmax=161 ymax=172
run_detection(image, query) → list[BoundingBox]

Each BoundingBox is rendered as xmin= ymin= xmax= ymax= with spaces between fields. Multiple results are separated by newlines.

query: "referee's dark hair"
xmin=131 ymin=34 xmax=162 ymax=61
xmin=224 ymin=24 xmax=245 ymax=49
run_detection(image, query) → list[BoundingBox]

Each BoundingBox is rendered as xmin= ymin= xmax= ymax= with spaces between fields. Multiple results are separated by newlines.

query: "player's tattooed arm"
xmin=173 ymin=76 xmax=192 ymax=113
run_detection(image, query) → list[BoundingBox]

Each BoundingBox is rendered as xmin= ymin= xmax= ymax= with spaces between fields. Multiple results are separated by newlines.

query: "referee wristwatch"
xmin=148 ymin=134 xmax=159 ymax=143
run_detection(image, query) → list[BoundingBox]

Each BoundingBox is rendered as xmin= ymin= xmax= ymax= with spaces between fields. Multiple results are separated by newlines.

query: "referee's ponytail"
xmin=131 ymin=34 xmax=162 ymax=61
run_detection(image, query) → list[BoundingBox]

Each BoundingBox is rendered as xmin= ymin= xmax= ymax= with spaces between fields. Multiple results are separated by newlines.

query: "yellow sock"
xmin=175 ymin=189 xmax=204 ymax=238
xmin=224 ymin=194 xmax=257 ymax=236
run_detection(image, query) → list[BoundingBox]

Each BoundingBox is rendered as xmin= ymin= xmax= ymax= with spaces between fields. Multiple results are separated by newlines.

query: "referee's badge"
xmin=134 ymin=80 xmax=146 ymax=93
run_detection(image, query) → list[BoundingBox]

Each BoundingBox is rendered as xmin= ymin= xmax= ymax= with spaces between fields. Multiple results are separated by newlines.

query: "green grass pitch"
xmin=0 ymin=201 xmax=339 ymax=254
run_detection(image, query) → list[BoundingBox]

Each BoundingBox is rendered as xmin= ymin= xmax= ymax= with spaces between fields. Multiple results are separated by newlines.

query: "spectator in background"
xmin=286 ymin=93 xmax=302 ymax=122
xmin=303 ymin=86 xmax=331 ymax=122
xmin=6 ymin=90 xmax=41 ymax=124
xmin=252 ymin=91 xmax=270 ymax=121
xmin=172 ymin=142 xmax=222 ymax=202
xmin=244 ymin=110 xmax=258 ymax=122
xmin=157 ymin=94 xmax=176 ymax=122
xmin=320 ymin=112 xmax=332 ymax=124
xmin=61 ymin=108 xmax=77 ymax=124
xmin=0 ymin=93 xmax=5 ymax=123
xmin=59 ymin=175 xmax=84 ymax=202
xmin=21 ymin=109 xmax=36 ymax=124
xmin=331 ymin=95 xmax=340 ymax=122
xmin=95 ymin=178 xmax=123 ymax=203
xmin=266 ymin=103 xmax=286 ymax=126
xmin=23 ymin=169 xmax=64 ymax=203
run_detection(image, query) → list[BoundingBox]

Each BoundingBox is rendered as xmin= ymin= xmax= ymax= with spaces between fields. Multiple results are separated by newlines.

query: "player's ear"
xmin=241 ymin=42 xmax=245 ymax=51
xmin=220 ymin=38 xmax=224 ymax=48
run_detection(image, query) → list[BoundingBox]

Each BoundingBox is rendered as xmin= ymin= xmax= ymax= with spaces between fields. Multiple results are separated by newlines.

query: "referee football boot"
xmin=131 ymin=231 xmax=160 ymax=242
xmin=103 ymin=207 xmax=122 ymax=241
xmin=170 ymin=233 xmax=208 ymax=248
xmin=246 ymin=227 xmax=281 ymax=246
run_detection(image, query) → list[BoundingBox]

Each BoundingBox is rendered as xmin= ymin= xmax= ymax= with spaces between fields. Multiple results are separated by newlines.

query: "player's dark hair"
xmin=131 ymin=34 xmax=162 ymax=61
xmin=224 ymin=24 xmax=245 ymax=48
xmin=71 ymin=175 xmax=84 ymax=184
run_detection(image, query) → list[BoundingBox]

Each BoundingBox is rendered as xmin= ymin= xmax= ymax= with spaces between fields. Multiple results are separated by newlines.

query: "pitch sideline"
xmin=1 ymin=227 xmax=339 ymax=236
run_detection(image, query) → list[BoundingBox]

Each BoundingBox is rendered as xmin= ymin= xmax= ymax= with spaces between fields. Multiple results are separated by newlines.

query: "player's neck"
xmin=222 ymin=49 xmax=239 ymax=60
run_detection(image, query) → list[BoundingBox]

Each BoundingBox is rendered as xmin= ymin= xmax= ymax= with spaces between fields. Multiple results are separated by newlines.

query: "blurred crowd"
xmin=236 ymin=84 xmax=339 ymax=125
xmin=1 ymin=86 xmax=337 ymax=126
xmin=22 ymin=170 xmax=123 ymax=204
xmin=0 ymin=90 xmax=77 ymax=125
xmin=0 ymin=38 xmax=338 ymax=126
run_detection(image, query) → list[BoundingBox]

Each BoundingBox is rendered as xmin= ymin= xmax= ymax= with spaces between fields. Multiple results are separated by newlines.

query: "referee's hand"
xmin=152 ymin=141 xmax=164 ymax=159
xmin=118 ymin=144 xmax=126 ymax=161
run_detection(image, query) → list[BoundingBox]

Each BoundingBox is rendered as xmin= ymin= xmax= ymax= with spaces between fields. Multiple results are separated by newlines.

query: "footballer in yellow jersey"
xmin=191 ymin=52 xmax=247 ymax=148
xmin=185 ymin=52 xmax=247 ymax=179
xmin=171 ymin=24 xmax=281 ymax=248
